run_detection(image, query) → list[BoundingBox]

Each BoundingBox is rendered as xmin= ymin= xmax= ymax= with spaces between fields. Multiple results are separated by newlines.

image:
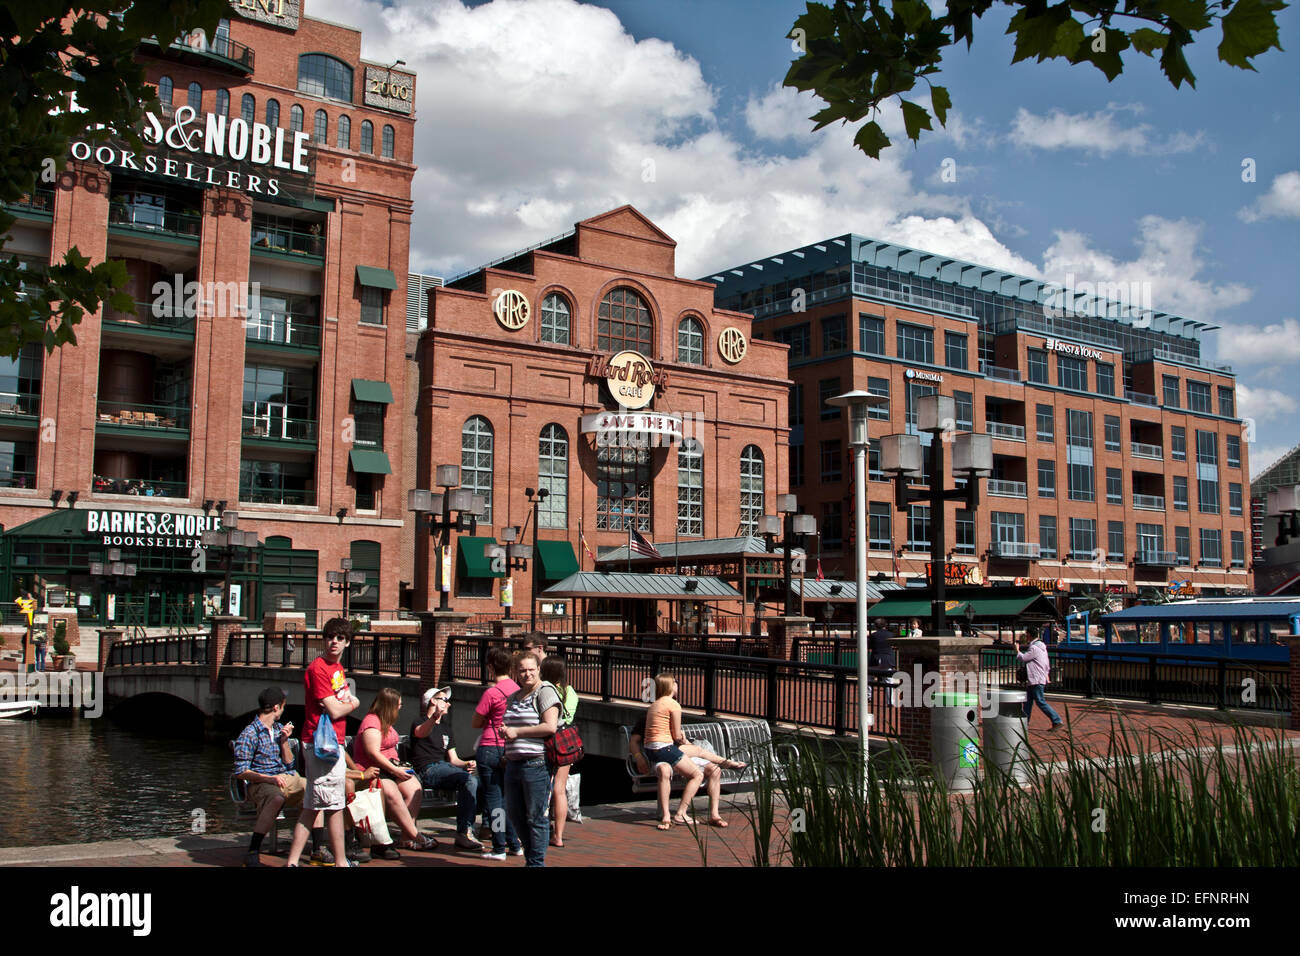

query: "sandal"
xmin=671 ymin=814 xmax=694 ymax=826
xmin=403 ymin=833 xmax=438 ymax=851
xmin=708 ymin=817 xmax=729 ymax=828
xmin=656 ymin=820 xmax=672 ymax=831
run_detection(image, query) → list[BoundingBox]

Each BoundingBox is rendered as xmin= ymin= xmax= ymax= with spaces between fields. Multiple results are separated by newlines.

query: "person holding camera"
xmin=411 ymin=686 xmax=481 ymax=851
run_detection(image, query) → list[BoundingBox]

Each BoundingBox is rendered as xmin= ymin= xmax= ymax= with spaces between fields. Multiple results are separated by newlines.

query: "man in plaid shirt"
xmin=233 ymin=686 xmax=305 ymax=866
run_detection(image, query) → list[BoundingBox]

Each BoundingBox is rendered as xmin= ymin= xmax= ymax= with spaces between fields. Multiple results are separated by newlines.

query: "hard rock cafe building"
xmin=0 ymin=1 xmax=416 ymax=642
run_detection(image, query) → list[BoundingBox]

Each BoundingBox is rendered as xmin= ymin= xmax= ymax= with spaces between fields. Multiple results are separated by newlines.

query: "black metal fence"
xmin=107 ymin=634 xmax=209 ymax=666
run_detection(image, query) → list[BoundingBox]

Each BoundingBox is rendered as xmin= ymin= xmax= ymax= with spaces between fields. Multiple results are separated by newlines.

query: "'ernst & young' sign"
xmin=588 ymin=351 xmax=668 ymax=410
xmin=87 ymin=510 xmax=223 ymax=550
xmin=69 ymin=106 xmax=315 ymax=200
xmin=1043 ymin=337 xmax=1105 ymax=362
xmin=231 ymin=0 xmax=301 ymax=30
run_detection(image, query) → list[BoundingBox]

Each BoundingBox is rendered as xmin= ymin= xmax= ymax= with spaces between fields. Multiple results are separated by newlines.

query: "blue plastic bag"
xmin=313 ymin=711 xmax=340 ymax=761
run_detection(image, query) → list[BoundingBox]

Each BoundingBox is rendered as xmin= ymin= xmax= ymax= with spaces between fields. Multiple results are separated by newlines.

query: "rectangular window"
xmin=1069 ymin=518 xmax=1097 ymax=561
xmin=905 ymin=382 xmax=937 ymax=432
xmin=954 ymin=390 xmax=973 ymax=431
xmin=868 ymin=439 xmax=885 ymax=481
xmin=776 ymin=323 xmax=810 ymax=361
xmin=1057 ymin=355 xmax=1088 ymax=392
xmin=596 ymin=446 xmax=650 ymax=531
xmin=1038 ymin=515 xmax=1057 ymax=559
xmin=1108 ymin=521 xmax=1125 ymax=561
xmin=1096 ymin=362 xmax=1115 ymax=397
xmin=1187 ymin=381 xmax=1211 ymax=413
xmin=1171 ymin=425 xmax=1186 ymax=461
xmin=1037 ymin=459 xmax=1056 ymax=498
xmin=1229 ymin=482 xmax=1243 ymax=515
xmin=1067 ymin=409 xmax=1094 ymax=502
xmin=869 ymin=502 xmax=891 ymax=551
xmin=1027 ymin=349 xmax=1048 ymax=384
xmin=819 ymin=377 xmax=841 ymax=420
xmin=954 ymin=509 xmax=975 ymax=555
xmin=991 ymin=512 xmax=1026 ymax=545
xmin=821 ymin=501 xmax=843 ymax=550
xmin=897 ymin=322 xmax=934 ymax=364
xmin=1106 ymin=467 xmax=1123 ymax=504
xmin=1175 ymin=526 xmax=1191 ymax=564
xmin=1199 ymin=528 xmax=1222 ymax=567
xmin=908 ymin=505 xmax=931 ymax=551
xmin=789 ymin=444 xmax=804 ymax=487
xmin=859 ymin=314 xmax=885 ymax=355
xmin=789 ymin=383 xmax=804 ymax=427
xmin=1231 ymin=531 xmax=1245 ymax=567
xmin=352 ymin=400 xmax=384 ymax=447
xmin=822 ymin=314 xmax=847 ymax=355
xmin=1036 ymin=403 xmax=1054 ymax=442
xmin=867 ymin=376 xmax=890 ymax=420
xmin=945 ymin=332 xmax=968 ymax=370
xmin=1136 ymin=523 xmax=1164 ymax=556
xmin=819 ymin=440 xmax=842 ymax=482
xmin=1218 ymin=386 xmax=1235 ymax=418
xmin=1104 ymin=415 xmax=1120 ymax=452
xmin=1196 ymin=430 xmax=1219 ymax=513
xmin=1173 ymin=475 xmax=1188 ymax=511
xmin=1163 ymin=375 xmax=1180 ymax=408
xmin=1226 ymin=434 xmax=1241 ymax=468
xmin=360 ymin=286 xmax=386 ymax=325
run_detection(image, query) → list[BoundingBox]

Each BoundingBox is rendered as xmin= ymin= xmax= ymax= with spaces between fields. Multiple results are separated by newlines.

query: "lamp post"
xmin=524 ymin=487 xmax=550 ymax=629
xmin=200 ymin=512 xmax=259 ymax=616
xmin=879 ymin=394 xmax=992 ymax=635
xmin=825 ymin=389 xmax=887 ymax=769
xmin=89 ymin=548 xmax=138 ymax=627
xmin=758 ymin=495 xmax=817 ymax=616
xmin=408 ymin=465 xmax=487 ymax=612
xmin=489 ymin=526 xmax=534 ymax=620
xmin=326 ymin=557 xmax=366 ymax=619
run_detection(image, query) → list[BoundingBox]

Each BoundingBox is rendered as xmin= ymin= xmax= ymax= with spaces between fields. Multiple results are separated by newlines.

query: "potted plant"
xmin=51 ymin=619 xmax=72 ymax=670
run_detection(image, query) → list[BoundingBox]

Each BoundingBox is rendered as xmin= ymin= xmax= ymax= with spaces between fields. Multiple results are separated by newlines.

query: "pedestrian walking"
xmin=1012 ymin=627 xmax=1063 ymax=730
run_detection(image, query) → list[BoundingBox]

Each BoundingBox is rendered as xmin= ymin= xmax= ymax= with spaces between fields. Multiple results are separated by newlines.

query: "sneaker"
xmin=508 ymin=846 xmax=525 ymax=857
xmin=243 ymin=851 xmax=266 ymax=868
xmin=370 ymin=844 xmax=401 ymax=861
xmin=309 ymin=847 xmax=334 ymax=866
xmin=1050 ymin=722 xmax=1064 ymax=732
xmin=455 ymin=831 xmax=482 ymax=851
xmin=480 ymin=849 xmax=507 ymax=861
xmin=346 ymin=843 xmax=368 ymax=864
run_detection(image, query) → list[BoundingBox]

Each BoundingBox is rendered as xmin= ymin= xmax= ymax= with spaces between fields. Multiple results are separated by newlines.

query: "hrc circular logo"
xmin=492 ymin=290 xmax=530 ymax=331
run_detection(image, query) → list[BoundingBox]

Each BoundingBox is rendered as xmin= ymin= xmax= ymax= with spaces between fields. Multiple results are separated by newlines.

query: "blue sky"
xmin=312 ymin=0 xmax=1300 ymax=475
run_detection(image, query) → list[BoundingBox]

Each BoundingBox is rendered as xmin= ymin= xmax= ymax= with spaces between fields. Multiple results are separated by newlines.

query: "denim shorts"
xmin=644 ymin=744 xmax=683 ymax=768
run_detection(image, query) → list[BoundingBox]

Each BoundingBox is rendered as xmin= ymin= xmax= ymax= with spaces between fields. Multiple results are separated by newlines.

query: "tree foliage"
xmin=0 ymin=1 xmax=227 ymax=358
xmin=785 ymin=0 xmax=1287 ymax=158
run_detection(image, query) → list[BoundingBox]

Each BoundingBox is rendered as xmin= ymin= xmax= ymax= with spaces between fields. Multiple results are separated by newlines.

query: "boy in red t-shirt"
xmin=286 ymin=618 xmax=359 ymax=867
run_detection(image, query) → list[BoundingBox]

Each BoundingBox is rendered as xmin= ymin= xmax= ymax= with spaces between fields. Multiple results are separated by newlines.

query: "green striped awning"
xmin=351 ymin=379 xmax=394 ymax=404
xmin=869 ymin=590 xmax=1055 ymax=621
xmin=536 ymin=541 xmax=579 ymax=582
xmin=356 ymin=265 xmax=398 ymax=290
xmin=458 ymin=536 xmax=504 ymax=579
xmin=349 ymin=449 xmax=392 ymax=474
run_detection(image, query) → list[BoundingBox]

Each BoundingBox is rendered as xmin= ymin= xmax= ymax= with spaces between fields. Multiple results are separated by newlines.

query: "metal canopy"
xmin=541 ymin=571 xmax=742 ymax=601
xmin=1103 ymin=600 xmax=1300 ymax=622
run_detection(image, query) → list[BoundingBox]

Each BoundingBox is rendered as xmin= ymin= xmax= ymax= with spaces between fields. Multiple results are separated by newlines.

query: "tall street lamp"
xmin=408 ymin=464 xmax=487 ymax=612
xmin=879 ymin=394 xmax=992 ymax=635
xmin=326 ymin=557 xmax=366 ymax=619
xmin=200 ymin=512 xmax=259 ymax=615
xmin=487 ymin=526 xmax=533 ymax=620
xmin=524 ymin=487 xmax=549 ymax=629
xmin=758 ymin=495 xmax=816 ymax=616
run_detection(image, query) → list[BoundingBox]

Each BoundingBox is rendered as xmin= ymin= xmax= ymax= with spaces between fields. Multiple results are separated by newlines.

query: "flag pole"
xmin=627 ymin=523 xmax=631 ymax=573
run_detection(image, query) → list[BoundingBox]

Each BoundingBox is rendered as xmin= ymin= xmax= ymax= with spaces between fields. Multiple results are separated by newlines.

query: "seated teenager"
xmin=233 ymin=686 xmax=304 ymax=867
xmin=411 ymin=686 xmax=481 ymax=850
xmin=353 ymin=688 xmax=435 ymax=856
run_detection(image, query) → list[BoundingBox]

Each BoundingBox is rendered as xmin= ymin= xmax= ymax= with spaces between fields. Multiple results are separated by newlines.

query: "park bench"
xmin=621 ymin=717 xmax=792 ymax=794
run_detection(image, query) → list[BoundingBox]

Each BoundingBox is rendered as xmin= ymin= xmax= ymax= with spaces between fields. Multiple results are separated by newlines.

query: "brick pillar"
xmin=1289 ymin=635 xmax=1300 ymax=731
xmin=208 ymin=615 xmax=244 ymax=694
xmin=98 ymin=628 xmax=124 ymax=672
xmin=492 ymin=618 xmax=526 ymax=643
xmin=767 ymin=615 xmax=813 ymax=661
xmin=890 ymin=634 xmax=992 ymax=764
xmin=417 ymin=610 xmax=470 ymax=688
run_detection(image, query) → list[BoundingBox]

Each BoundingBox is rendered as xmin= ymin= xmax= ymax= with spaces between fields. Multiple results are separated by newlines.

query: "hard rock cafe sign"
xmin=493 ymin=290 xmax=530 ymax=330
xmin=588 ymin=351 xmax=668 ymax=410
xmin=718 ymin=327 xmax=747 ymax=364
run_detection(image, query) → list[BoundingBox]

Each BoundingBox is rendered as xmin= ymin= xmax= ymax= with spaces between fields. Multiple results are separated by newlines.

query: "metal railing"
xmin=241 ymin=413 xmax=318 ymax=442
xmin=0 ymin=392 xmax=41 ymax=417
xmin=107 ymin=203 xmax=201 ymax=238
xmin=251 ymin=224 xmax=324 ymax=258
xmin=987 ymin=479 xmax=1028 ymax=498
xmin=93 ymin=476 xmax=188 ymax=497
xmin=1135 ymin=550 xmax=1178 ymax=567
xmin=1131 ymin=441 xmax=1163 ymax=459
xmin=96 ymin=400 xmax=190 ymax=431
xmin=107 ymin=634 xmax=209 ymax=666
xmin=980 ymin=362 xmax=1023 ymax=383
xmin=1130 ymin=347 xmax=1232 ymax=375
xmin=989 ymin=540 xmax=1041 ymax=559
xmin=1132 ymin=494 xmax=1166 ymax=511
xmin=238 ymin=487 xmax=316 ymax=506
xmin=5 ymin=187 xmax=55 ymax=214
xmin=104 ymin=299 xmax=196 ymax=334
xmin=0 ymin=471 xmax=37 ymax=489
xmin=144 ymin=33 xmax=255 ymax=72
xmin=985 ymin=421 xmax=1026 ymax=441
xmin=1125 ymin=389 xmax=1159 ymax=406
xmin=244 ymin=313 xmax=322 ymax=350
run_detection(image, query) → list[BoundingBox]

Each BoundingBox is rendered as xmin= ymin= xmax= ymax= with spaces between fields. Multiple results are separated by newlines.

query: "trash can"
xmin=931 ymin=692 xmax=981 ymax=790
xmin=984 ymin=688 xmax=1030 ymax=786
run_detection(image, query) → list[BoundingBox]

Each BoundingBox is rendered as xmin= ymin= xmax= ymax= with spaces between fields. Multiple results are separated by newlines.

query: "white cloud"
xmin=1239 ymin=171 xmax=1300 ymax=222
xmin=1251 ymin=445 xmax=1296 ymax=479
xmin=1238 ymin=383 xmax=1299 ymax=424
xmin=1214 ymin=316 xmax=1300 ymax=366
xmin=1010 ymin=105 xmax=1205 ymax=157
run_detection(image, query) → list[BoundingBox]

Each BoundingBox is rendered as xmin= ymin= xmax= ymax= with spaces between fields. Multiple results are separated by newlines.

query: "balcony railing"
xmin=1125 ymin=389 xmax=1159 ymax=406
xmin=987 ymin=479 xmax=1028 ymax=498
xmin=244 ymin=313 xmax=322 ymax=350
xmin=979 ymin=361 xmax=1023 ymax=383
xmin=239 ymin=487 xmax=316 ymax=506
xmin=104 ymin=299 xmax=195 ymax=335
xmin=1131 ymin=441 xmax=1163 ymax=460
xmin=0 ymin=471 xmax=37 ymax=490
xmin=242 ymin=413 xmax=318 ymax=443
xmin=251 ymin=224 xmax=324 ymax=259
xmin=985 ymin=422 xmax=1026 ymax=441
xmin=108 ymin=203 xmax=201 ymax=239
xmin=989 ymin=540 xmax=1040 ymax=559
xmin=141 ymin=33 xmax=254 ymax=73
xmin=93 ymin=476 xmax=188 ymax=498
xmin=5 ymin=187 xmax=55 ymax=216
xmin=1132 ymin=494 xmax=1166 ymax=511
xmin=96 ymin=401 xmax=190 ymax=431
xmin=0 ymin=392 xmax=41 ymax=417
xmin=1131 ymin=346 xmax=1232 ymax=375
xmin=1135 ymin=550 xmax=1178 ymax=567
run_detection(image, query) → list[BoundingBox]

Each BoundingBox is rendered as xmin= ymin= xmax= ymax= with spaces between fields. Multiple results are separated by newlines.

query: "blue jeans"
xmin=418 ymin=761 xmax=479 ymax=834
xmin=34 ymin=644 xmax=45 ymax=672
xmin=476 ymin=745 xmax=520 ymax=853
xmin=1023 ymin=684 xmax=1062 ymax=726
xmin=504 ymin=756 xmax=550 ymax=867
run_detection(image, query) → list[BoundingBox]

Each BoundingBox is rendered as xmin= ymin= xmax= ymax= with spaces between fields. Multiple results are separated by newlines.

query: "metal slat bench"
xmin=622 ymin=718 xmax=789 ymax=794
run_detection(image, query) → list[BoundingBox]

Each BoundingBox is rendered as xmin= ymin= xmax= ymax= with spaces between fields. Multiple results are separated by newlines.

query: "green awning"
xmin=349 ymin=449 xmax=392 ymax=474
xmin=2 ymin=509 xmax=86 ymax=537
xmin=458 ymin=536 xmax=504 ymax=579
xmin=351 ymin=379 xmax=394 ymax=404
xmin=536 ymin=541 xmax=579 ymax=582
xmin=356 ymin=265 xmax=398 ymax=290
xmin=869 ymin=589 xmax=1054 ymax=622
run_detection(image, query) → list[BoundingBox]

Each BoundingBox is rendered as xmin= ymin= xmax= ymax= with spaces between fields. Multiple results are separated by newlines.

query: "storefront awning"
xmin=349 ymin=449 xmax=392 ymax=475
xmin=458 ymin=536 xmax=504 ymax=579
xmin=541 ymin=571 xmax=741 ymax=601
xmin=351 ymin=379 xmax=394 ymax=404
xmin=2 ymin=509 xmax=85 ymax=537
xmin=869 ymin=588 xmax=1059 ymax=621
xmin=536 ymin=541 xmax=579 ymax=583
xmin=356 ymin=265 xmax=398 ymax=290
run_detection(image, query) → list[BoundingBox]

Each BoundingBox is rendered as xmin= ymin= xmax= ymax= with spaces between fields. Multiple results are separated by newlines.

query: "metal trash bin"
xmin=931 ymin=692 xmax=981 ymax=790
xmin=984 ymin=688 xmax=1030 ymax=785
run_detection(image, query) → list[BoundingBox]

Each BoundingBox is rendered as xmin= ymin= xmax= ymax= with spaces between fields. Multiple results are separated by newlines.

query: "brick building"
xmin=707 ymin=236 xmax=1252 ymax=608
xmin=0 ymin=1 xmax=416 ymax=627
xmin=414 ymin=206 xmax=790 ymax=621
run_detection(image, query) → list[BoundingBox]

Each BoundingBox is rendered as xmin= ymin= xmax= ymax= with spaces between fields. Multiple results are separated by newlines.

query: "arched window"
xmin=596 ymin=447 xmax=649 ymax=531
xmin=538 ymin=425 xmax=568 ymax=529
xmin=215 ymin=89 xmax=229 ymax=117
xmin=597 ymin=288 xmax=652 ymax=355
xmin=313 ymin=109 xmax=328 ymax=144
xmin=462 ymin=416 xmax=494 ymax=521
xmin=540 ymin=293 xmax=570 ymax=345
xmin=289 ymin=104 xmax=303 ymax=133
xmin=265 ymin=98 xmax=279 ymax=127
xmin=677 ymin=439 xmax=703 ymax=536
xmin=739 ymin=445 xmax=764 ymax=537
xmin=187 ymin=82 xmax=202 ymax=112
xmin=677 ymin=316 xmax=704 ymax=365
xmin=157 ymin=75 xmax=173 ymax=108
xmin=360 ymin=120 xmax=373 ymax=154
xmin=381 ymin=124 xmax=394 ymax=158
xmin=336 ymin=114 xmax=351 ymax=149
xmin=241 ymin=93 xmax=255 ymax=124
xmin=297 ymin=53 xmax=354 ymax=102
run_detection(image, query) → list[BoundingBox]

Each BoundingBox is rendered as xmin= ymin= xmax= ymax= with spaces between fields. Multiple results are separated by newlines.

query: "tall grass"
xmin=728 ymin=720 xmax=1300 ymax=866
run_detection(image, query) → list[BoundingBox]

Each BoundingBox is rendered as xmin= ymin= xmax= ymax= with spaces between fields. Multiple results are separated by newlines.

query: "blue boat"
xmin=1063 ymin=598 xmax=1300 ymax=663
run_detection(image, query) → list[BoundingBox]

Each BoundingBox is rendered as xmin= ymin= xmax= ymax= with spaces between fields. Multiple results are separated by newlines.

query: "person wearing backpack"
xmin=541 ymin=657 xmax=579 ymax=847
xmin=1012 ymin=628 xmax=1063 ymax=731
xmin=471 ymin=646 xmax=522 ymax=860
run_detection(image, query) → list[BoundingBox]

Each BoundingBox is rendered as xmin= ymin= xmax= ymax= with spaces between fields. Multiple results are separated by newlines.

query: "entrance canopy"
xmin=869 ymin=586 xmax=1061 ymax=622
xmin=791 ymin=579 xmax=901 ymax=603
xmin=536 ymin=540 xmax=579 ymax=583
xmin=542 ymin=571 xmax=741 ymax=601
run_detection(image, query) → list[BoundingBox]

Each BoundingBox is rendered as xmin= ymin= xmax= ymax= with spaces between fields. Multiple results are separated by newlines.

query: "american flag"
xmin=630 ymin=528 xmax=662 ymax=559
xmin=816 ymin=560 xmax=825 ymax=582
xmin=580 ymin=532 xmax=596 ymax=567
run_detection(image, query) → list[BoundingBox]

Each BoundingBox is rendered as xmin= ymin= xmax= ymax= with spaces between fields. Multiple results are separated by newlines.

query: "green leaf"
xmin=901 ymin=99 xmax=933 ymax=141
xmin=1218 ymin=0 xmax=1285 ymax=69
xmin=1131 ymin=27 xmax=1171 ymax=55
xmin=853 ymin=120 xmax=892 ymax=158
xmin=1160 ymin=38 xmax=1198 ymax=88
xmin=930 ymin=85 xmax=952 ymax=126
xmin=1007 ymin=5 xmax=1072 ymax=64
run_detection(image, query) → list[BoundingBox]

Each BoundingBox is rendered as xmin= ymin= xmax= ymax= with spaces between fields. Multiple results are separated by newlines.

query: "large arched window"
xmin=297 ymin=53 xmax=353 ymax=102
xmin=360 ymin=120 xmax=373 ymax=154
xmin=538 ymin=424 xmax=568 ymax=529
xmin=461 ymin=416 xmax=494 ymax=521
xmin=289 ymin=104 xmax=303 ymax=133
xmin=540 ymin=293 xmax=571 ymax=345
xmin=265 ymin=98 xmax=280 ymax=127
xmin=215 ymin=89 xmax=229 ymax=117
xmin=677 ymin=316 xmax=704 ymax=365
xmin=313 ymin=109 xmax=328 ymax=144
xmin=597 ymin=447 xmax=650 ymax=531
xmin=677 ymin=439 xmax=703 ymax=536
xmin=739 ymin=445 xmax=764 ymax=537
xmin=381 ymin=124 xmax=395 ymax=158
xmin=241 ymin=93 xmax=255 ymax=124
xmin=157 ymin=75 xmax=173 ymax=109
xmin=187 ymin=82 xmax=202 ymax=112
xmin=598 ymin=288 xmax=652 ymax=355
xmin=336 ymin=114 xmax=351 ymax=149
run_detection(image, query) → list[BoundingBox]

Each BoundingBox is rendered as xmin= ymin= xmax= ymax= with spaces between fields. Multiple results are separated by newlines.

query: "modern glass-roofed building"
xmin=706 ymin=234 xmax=1251 ymax=609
